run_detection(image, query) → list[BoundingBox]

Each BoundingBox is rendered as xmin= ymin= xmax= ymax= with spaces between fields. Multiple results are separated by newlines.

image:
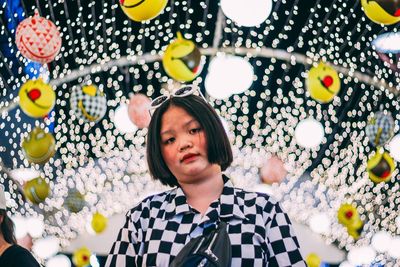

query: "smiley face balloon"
xmin=162 ymin=32 xmax=204 ymax=82
xmin=306 ymin=62 xmax=341 ymax=103
xmin=120 ymin=0 xmax=168 ymax=22
xmin=367 ymin=149 xmax=395 ymax=183
xmin=19 ymin=79 xmax=56 ymax=118
xmin=70 ymin=84 xmax=107 ymax=123
xmin=22 ymin=127 xmax=56 ymax=164
xmin=361 ymin=0 xmax=400 ymax=25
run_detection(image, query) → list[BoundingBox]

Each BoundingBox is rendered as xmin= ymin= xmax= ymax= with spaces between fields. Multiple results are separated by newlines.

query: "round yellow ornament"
xmin=361 ymin=0 xmax=400 ymax=25
xmin=306 ymin=62 xmax=341 ymax=103
xmin=119 ymin=0 xmax=168 ymax=22
xmin=306 ymin=253 xmax=321 ymax=267
xmin=367 ymin=149 xmax=395 ymax=183
xmin=21 ymin=127 xmax=55 ymax=164
xmin=162 ymin=32 xmax=204 ymax=82
xmin=72 ymin=246 xmax=91 ymax=267
xmin=337 ymin=203 xmax=360 ymax=227
xmin=24 ymin=177 xmax=50 ymax=205
xmin=91 ymin=212 xmax=108 ymax=234
xmin=19 ymin=78 xmax=56 ymax=118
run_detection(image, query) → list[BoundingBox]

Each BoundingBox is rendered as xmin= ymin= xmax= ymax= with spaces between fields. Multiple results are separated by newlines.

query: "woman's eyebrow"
xmin=160 ymin=119 xmax=198 ymax=136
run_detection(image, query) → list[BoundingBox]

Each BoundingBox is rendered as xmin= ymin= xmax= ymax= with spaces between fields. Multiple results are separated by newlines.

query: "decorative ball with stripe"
xmin=21 ymin=127 xmax=56 ymax=165
xmin=365 ymin=111 xmax=395 ymax=147
xmin=15 ymin=10 xmax=61 ymax=64
xmin=70 ymin=84 xmax=107 ymax=123
xmin=23 ymin=177 xmax=50 ymax=205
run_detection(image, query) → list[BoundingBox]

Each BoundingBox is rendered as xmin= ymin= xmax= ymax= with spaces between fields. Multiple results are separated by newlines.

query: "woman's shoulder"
xmin=126 ymin=188 xmax=176 ymax=218
xmin=1 ymin=245 xmax=40 ymax=266
xmin=232 ymin=186 xmax=280 ymax=214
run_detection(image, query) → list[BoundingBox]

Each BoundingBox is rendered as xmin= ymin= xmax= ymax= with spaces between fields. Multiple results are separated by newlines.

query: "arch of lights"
xmin=1 ymin=0 xmax=400 ymax=264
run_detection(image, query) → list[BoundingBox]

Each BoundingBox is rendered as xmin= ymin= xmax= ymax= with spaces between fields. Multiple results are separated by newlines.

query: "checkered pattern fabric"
xmin=70 ymin=86 xmax=107 ymax=123
xmin=365 ymin=111 xmax=394 ymax=147
xmin=105 ymin=175 xmax=306 ymax=267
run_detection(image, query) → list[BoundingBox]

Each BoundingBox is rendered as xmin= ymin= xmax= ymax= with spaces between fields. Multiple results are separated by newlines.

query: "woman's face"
xmin=160 ymin=105 xmax=219 ymax=184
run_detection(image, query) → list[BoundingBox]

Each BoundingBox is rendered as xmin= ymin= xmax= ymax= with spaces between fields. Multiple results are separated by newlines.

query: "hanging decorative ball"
xmin=127 ymin=94 xmax=151 ymax=128
xmin=15 ymin=10 xmax=61 ymax=64
xmin=72 ymin=246 xmax=91 ymax=267
xmin=21 ymin=127 xmax=56 ymax=165
xmin=91 ymin=212 xmax=108 ymax=234
xmin=367 ymin=149 xmax=395 ymax=183
xmin=64 ymin=189 xmax=86 ymax=213
xmin=337 ymin=203 xmax=360 ymax=228
xmin=162 ymin=32 xmax=204 ymax=82
xmin=19 ymin=78 xmax=56 ymax=118
xmin=119 ymin=0 xmax=168 ymax=22
xmin=23 ymin=177 xmax=50 ymax=205
xmin=306 ymin=62 xmax=341 ymax=103
xmin=259 ymin=155 xmax=287 ymax=184
xmin=361 ymin=0 xmax=400 ymax=25
xmin=305 ymin=253 xmax=321 ymax=267
xmin=346 ymin=218 xmax=364 ymax=240
xmin=70 ymin=84 xmax=107 ymax=123
xmin=365 ymin=111 xmax=395 ymax=147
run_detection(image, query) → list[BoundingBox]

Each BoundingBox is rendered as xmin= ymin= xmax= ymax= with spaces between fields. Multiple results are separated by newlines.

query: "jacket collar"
xmin=162 ymin=174 xmax=247 ymax=221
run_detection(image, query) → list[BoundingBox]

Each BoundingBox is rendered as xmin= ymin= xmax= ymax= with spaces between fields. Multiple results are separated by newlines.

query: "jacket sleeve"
xmin=264 ymin=201 xmax=307 ymax=267
xmin=105 ymin=207 xmax=143 ymax=267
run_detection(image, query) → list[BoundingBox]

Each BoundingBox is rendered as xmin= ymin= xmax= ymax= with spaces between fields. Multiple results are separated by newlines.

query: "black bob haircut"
xmin=146 ymin=94 xmax=233 ymax=187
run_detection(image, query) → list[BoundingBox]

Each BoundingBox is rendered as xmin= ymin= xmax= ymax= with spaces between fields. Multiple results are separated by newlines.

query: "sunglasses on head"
xmin=148 ymin=85 xmax=207 ymax=115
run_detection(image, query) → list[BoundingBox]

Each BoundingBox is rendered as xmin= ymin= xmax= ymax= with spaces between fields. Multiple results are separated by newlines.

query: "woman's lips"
xmin=182 ymin=154 xmax=198 ymax=163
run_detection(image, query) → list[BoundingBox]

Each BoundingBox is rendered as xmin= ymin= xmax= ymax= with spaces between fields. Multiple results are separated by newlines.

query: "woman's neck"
xmin=179 ymin=171 xmax=224 ymax=215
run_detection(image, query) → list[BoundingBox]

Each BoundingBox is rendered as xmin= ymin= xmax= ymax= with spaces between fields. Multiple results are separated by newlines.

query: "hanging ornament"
xmin=361 ymin=0 xmax=400 ymax=25
xmin=72 ymin=247 xmax=91 ymax=267
xmin=365 ymin=111 xmax=395 ymax=147
xmin=162 ymin=32 xmax=204 ymax=82
xmin=21 ymin=127 xmax=55 ymax=165
xmin=23 ymin=177 xmax=50 ymax=205
xmin=306 ymin=62 xmax=341 ymax=103
xmin=367 ymin=149 xmax=395 ymax=183
xmin=119 ymin=0 xmax=168 ymax=22
xmin=19 ymin=78 xmax=56 ymax=118
xmin=259 ymin=155 xmax=287 ymax=184
xmin=15 ymin=10 xmax=62 ymax=64
xmin=127 ymin=94 xmax=151 ymax=128
xmin=64 ymin=189 xmax=86 ymax=213
xmin=91 ymin=212 xmax=108 ymax=234
xmin=70 ymin=84 xmax=107 ymax=123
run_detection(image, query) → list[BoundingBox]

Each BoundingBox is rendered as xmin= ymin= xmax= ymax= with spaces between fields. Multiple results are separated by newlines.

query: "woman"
xmin=106 ymin=86 xmax=306 ymax=266
xmin=0 ymin=186 xmax=41 ymax=267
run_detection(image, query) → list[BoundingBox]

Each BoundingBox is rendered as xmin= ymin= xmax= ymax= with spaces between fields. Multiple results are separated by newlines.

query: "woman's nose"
xmin=179 ymin=139 xmax=193 ymax=151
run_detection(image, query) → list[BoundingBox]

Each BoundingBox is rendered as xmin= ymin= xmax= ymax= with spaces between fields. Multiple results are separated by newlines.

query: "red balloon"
xmin=15 ymin=11 xmax=61 ymax=64
xmin=259 ymin=155 xmax=287 ymax=184
xmin=128 ymin=94 xmax=151 ymax=129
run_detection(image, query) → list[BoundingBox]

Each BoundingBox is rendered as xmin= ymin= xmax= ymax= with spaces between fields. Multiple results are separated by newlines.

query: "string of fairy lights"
xmin=1 ymin=0 xmax=400 ymax=265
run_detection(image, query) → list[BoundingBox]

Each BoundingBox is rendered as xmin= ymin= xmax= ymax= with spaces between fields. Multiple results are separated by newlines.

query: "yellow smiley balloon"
xmin=337 ymin=203 xmax=360 ymax=228
xmin=361 ymin=0 xmax=400 ymax=25
xmin=21 ymin=127 xmax=56 ymax=164
xmin=306 ymin=62 xmax=341 ymax=103
xmin=162 ymin=32 xmax=204 ymax=82
xmin=24 ymin=177 xmax=50 ymax=205
xmin=367 ymin=149 xmax=395 ymax=183
xmin=119 ymin=0 xmax=168 ymax=22
xmin=72 ymin=247 xmax=91 ymax=267
xmin=19 ymin=78 xmax=56 ymax=118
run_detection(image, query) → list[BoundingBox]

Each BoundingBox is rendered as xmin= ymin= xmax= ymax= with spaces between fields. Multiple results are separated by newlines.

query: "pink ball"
xmin=128 ymin=94 xmax=151 ymax=128
xmin=259 ymin=155 xmax=287 ymax=184
xmin=15 ymin=11 xmax=62 ymax=64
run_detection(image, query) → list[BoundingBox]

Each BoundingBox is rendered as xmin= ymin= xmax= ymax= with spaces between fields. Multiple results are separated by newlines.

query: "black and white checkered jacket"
xmin=105 ymin=175 xmax=306 ymax=267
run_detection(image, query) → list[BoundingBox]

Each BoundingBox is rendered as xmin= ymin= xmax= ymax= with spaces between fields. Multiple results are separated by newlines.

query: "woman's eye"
xmin=164 ymin=138 xmax=175 ymax=144
xmin=189 ymin=128 xmax=201 ymax=134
